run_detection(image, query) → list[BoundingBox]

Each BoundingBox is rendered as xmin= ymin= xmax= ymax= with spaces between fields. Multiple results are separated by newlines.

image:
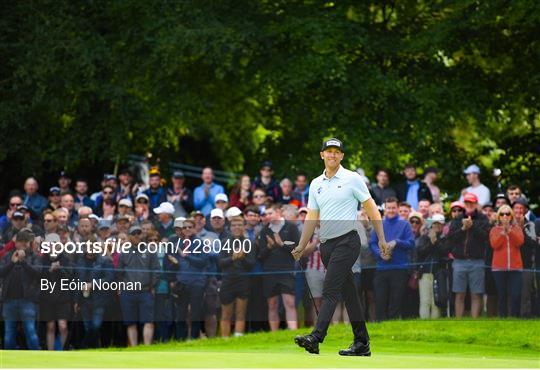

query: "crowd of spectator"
xmin=0 ymin=161 xmax=539 ymax=350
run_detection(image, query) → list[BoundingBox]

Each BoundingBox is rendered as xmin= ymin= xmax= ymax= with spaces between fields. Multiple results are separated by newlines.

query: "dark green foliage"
xmin=1 ymin=1 xmax=538 ymax=200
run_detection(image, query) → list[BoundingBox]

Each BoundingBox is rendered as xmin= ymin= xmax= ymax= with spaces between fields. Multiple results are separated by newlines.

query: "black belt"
xmin=320 ymin=229 xmax=357 ymax=244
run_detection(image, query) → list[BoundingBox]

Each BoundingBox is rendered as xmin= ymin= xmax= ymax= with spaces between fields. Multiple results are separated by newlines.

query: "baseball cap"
xmin=260 ymin=160 xmax=273 ymax=170
xmin=116 ymin=214 xmax=130 ymax=223
xmin=321 ymin=138 xmax=344 ymax=152
xmin=225 ymin=207 xmax=242 ymax=219
xmin=149 ymin=167 xmax=161 ymax=176
xmin=190 ymin=210 xmax=204 ymax=217
xmin=463 ymin=193 xmax=479 ymax=203
xmin=215 ymin=193 xmax=228 ymax=203
xmin=464 ymin=164 xmax=481 ymax=175
xmin=59 ymin=171 xmax=70 ymax=179
xmin=12 ymin=210 xmax=25 ymax=219
xmin=135 ymin=193 xmax=149 ymax=202
xmin=17 ymin=205 xmax=29 ymax=213
xmin=153 ymin=202 xmax=175 ymax=215
xmin=408 ymin=211 xmax=424 ymax=223
xmin=103 ymin=174 xmax=117 ymax=181
xmin=174 ymin=217 xmax=186 ymax=229
xmin=88 ymin=214 xmax=99 ymax=221
xmin=97 ymin=220 xmax=112 ymax=230
xmin=512 ymin=197 xmax=529 ymax=209
xmin=298 ymin=207 xmax=309 ymax=214
xmin=495 ymin=193 xmax=508 ymax=200
xmin=16 ymin=228 xmax=35 ymax=242
xmin=49 ymin=186 xmax=61 ymax=195
xmin=172 ymin=170 xmax=185 ymax=179
xmin=210 ymin=208 xmax=224 ymax=219
xmin=128 ymin=225 xmax=142 ymax=235
xmin=450 ymin=201 xmax=465 ymax=210
xmin=482 ymin=202 xmax=494 ymax=209
xmin=430 ymin=214 xmax=446 ymax=225
xmin=118 ymin=198 xmax=133 ymax=208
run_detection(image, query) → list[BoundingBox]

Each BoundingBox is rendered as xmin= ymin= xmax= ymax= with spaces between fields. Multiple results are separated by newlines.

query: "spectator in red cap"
xmin=449 ymin=201 xmax=465 ymax=220
xmin=444 ymin=192 xmax=490 ymax=318
xmin=489 ymin=205 xmax=524 ymax=317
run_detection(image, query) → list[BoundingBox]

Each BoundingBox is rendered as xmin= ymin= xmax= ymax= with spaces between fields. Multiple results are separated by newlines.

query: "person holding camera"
xmin=416 ymin=214 xmax=447 ymax=319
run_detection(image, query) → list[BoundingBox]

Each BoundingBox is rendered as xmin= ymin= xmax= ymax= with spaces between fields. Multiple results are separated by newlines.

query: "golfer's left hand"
xmin=378 ymin=240 xmax=390 ymax=255
xmin=291 ymin=246 xmax=304 ymax=261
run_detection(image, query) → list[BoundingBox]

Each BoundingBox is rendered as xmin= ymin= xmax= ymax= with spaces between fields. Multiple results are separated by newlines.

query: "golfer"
xmin=292 ymin=138 xmax=388 ymax=356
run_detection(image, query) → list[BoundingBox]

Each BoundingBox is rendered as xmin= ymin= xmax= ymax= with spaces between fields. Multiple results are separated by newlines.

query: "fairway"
xmin=1 ymin=320 xmax=539 ymax=368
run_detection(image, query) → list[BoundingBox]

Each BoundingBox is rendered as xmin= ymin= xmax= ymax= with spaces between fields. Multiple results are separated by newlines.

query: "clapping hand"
xmin=266 ymin=235 xmax=275 ymax=249
xmin=273 ymin=233 xmax=284 ymax=247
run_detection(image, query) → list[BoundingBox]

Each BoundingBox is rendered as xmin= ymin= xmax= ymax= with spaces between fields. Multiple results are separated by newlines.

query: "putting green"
xmin=2 ymin=319 xmax=539 ymax=368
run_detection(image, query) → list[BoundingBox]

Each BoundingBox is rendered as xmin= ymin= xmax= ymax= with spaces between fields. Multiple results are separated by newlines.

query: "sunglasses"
xmin=451 ymin=208 xmax=464 ymax=213
xmin=130 ymin=230 xmax=142 ymax=236
xmin=44 ymin=219 xmax=56 ymax=223
xmin=10 ymin=203 xmax=22 ymax=207
xmin=181 ymin=225 xmax=194 ymax=230
xmin=137 ymin=200 xmax=148 ymax=204
xmin=103 ymin=191 xmax=113 ymax=195
xmin=500 ymin=212 xmax=512 ymax=217
xmin=410 ymin=219 xmax=421 ymax=225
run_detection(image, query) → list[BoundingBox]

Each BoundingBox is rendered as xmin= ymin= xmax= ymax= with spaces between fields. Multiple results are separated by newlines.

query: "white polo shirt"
xmin=307 ymin=165 xmax=371 ymax=241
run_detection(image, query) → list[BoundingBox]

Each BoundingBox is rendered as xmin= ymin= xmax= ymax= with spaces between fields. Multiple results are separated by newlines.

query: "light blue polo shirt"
xmin=307 ymin=166 xmax=371 ymax=241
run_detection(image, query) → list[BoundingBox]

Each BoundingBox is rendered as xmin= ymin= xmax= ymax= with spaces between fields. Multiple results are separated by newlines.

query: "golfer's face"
xmin=320 ymin=148 xmax=343 ymax=167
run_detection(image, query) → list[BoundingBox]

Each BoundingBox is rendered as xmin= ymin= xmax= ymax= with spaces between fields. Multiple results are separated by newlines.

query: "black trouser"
xmin=310 ymin=230 xmax=368 ymax=344
xmin=374 ymin=269 xmax=408 ymax=321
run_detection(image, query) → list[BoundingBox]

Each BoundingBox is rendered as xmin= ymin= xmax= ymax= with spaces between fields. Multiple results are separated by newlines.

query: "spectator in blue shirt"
xmin=23 ymin=177 xmax=48 ymax=218
xmin=293 ymin=173 xmax=310 ymax=207
xmin=369 ymin=197 xmax=415 ymax=321
xmin=144 ymin=171 xmax=168 ymax=210
xmin=0 ymin=194 xmax=24 ymax=233
xmin=395 ymin=164 xmax=433 ymax=211
xmin=193 ymin=167 xmax=225 ymax=216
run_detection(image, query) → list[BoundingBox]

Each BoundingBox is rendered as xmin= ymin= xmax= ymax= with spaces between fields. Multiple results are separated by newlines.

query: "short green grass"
xmin=1 ymin=319 xmax=539 ymax=368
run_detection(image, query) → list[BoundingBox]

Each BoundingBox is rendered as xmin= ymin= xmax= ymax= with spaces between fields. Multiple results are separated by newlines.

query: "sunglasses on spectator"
xmin=10 ymin=202 xmax=22 ymax=207
xmin=451 ymin=208 xmax=464 ymax=213
xmin=181 ymin=225 xmax=194 ymax=230
xmin=500 ymin=212 xmax=512 ymax=217
xmin=44 ymin=218 xmax=56 ymax=223
xmin=103 ymin=191 xmax=113 ymax=195
xmin=130 ymin=230 xmax=142 ymax=236
xmin=410 ymin=219 xmax=421 ymax=225
xmin=137 ymin=199 xmax=148 ymax=204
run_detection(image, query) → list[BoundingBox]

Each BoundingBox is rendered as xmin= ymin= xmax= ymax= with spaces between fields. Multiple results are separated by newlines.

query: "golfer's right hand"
xmin=291 ymin=246 xmax=304 ymax=261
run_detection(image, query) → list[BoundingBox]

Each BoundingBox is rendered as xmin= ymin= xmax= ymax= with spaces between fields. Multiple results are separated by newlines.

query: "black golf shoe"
xmin=338 ymin=341 xmax=371 ymax=356
xmin=294 ymin=334 xmax=320 ymax=354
